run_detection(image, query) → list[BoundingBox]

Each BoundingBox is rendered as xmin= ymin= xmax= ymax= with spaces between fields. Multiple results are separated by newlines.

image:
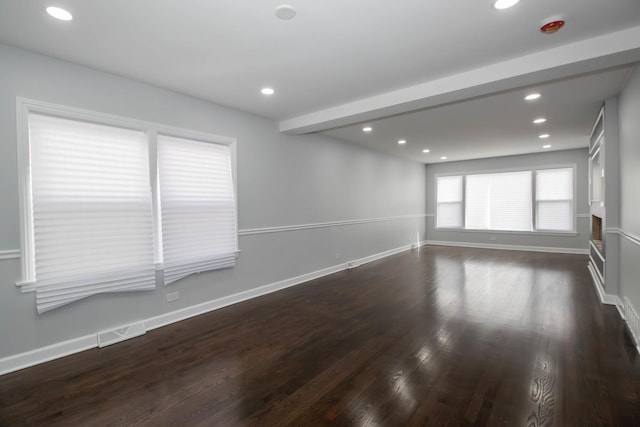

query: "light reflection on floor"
xmin=431 ymin=254 xmax=575 ymax=336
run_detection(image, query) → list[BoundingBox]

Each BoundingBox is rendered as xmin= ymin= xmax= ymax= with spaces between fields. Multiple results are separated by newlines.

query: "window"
xmin=158 ymin=135 xmax=237 ymax=285
xmin=26 ymin=113 xmax=156 ymax=313
xmin=536 ymin=168 xmax=574 ymax=231
xmin=436 ymin=176 xmax=463 ymax=228
xmin=436 ymin=166 xmax=575 ymax=233
xmin=466 ymin=171 xmax=532 ymax=231
xmin=17 ymin=99 xmax=237 ymax=313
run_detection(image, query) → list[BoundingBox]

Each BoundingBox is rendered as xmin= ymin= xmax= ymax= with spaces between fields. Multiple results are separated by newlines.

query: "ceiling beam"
xmin=279 ymin=25 xmax=640 ymax=134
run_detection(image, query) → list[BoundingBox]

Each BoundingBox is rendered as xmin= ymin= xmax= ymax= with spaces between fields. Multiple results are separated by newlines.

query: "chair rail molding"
xmin=238 ymin=214 xmax=427 ymax=236
xmin=0 ymin=250 xmax=20 ymax=260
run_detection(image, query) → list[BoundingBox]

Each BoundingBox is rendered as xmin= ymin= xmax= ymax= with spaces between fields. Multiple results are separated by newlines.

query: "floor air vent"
xmin=97 ymin=321 xmax=146 ymax=348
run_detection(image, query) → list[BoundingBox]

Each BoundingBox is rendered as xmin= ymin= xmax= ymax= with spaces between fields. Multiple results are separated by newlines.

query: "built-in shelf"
xmin=591 ymin=214 xmax=604 ymax=256
xmin=592 ymin=239 xmax=604 ymax=254
xmin=590 ymin=240 xmax=605 ymax=281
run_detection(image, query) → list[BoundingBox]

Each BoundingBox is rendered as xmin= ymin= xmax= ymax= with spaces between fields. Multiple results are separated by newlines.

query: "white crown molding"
xmin=238 ymin=214 xmax=427 ymax=236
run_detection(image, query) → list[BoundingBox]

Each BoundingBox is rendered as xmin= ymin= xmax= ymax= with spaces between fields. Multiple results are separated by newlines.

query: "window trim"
xmin=464 ymin=169 xmax=533 ymax=232
xmin=156 ymin=133 xmax=238 ymax=284
xmin=534 ymin=167 xmax=576 ymax=232
xmin=434 ymin=163 xmax=577 ymax=234
xmin=16 ymin=97 xmax=238 ymax=291
xmin=435 ymin=175 xmax=464 ymax=229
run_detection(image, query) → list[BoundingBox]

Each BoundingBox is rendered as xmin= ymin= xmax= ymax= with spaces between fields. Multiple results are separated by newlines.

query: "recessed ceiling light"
xmin=525 ymin=93 xmax=541 ymax=101
xmin=493 ymin=0 xmax=520 ymax=10
xmin=539 ymin=133 xmax=550 ymax=139
xmin=261 ymin=87 xmax=275 ymax=95
xmin=441 ymin=156 xmax=447 ymax=160
xmin=46 ymin=6 xmax=73 ymax=21
xmin=543 ymin=144 xmax=552 ymax=149
xmin=397 ymin=139 xmax=407 ymax=145
xmin=362 ymin=126 xmax=373 ymax=132
xmin=533 ymin=118 xmax=547 ymax=124
xmin=422 ymin=149 xmax=430 ymax=153
xmin=275 ymin=5 xmax=296 ymax=20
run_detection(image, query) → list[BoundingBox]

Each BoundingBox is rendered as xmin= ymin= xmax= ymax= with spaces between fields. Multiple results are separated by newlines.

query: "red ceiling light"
xmin=540 ymin=19 xmax=565 ymax=34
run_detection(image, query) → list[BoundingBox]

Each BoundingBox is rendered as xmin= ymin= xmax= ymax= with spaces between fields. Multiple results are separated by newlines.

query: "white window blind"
xmin=465 ymin=171 xmax=532 ymax=231
xmin=465 ymin=174 xmax=490 ymax=230
xmin=436 ymin=176 xmax=463 ymax=228
xmin=536 ymin=168 xmax=573 ymax=231
xmin=28 ymin=113 xmax=156 ymax=313
xmin=158 ymin=135 xmax=237 ymax=285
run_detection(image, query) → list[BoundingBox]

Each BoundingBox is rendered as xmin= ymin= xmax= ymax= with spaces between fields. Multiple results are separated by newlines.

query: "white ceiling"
xmin=323 ymin=67 xmax=632 ymax=163
xmin=0 ymin=0 xmax=639 ymax=163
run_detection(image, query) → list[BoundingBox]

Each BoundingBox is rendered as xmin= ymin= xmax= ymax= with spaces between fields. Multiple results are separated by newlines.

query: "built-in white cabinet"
xmin=588 ymin=107 xmax=605 ymax=288
xmin=587 ymin=97 xmax=622 ymax=306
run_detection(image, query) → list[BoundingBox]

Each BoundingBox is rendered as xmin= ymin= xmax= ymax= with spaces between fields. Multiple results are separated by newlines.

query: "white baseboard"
xmin=425 ymin=240 xmax=589 ymax=255
xmin=146 ymin=241 xmax=424 ymax=331
xmin=587 ymin=264 xmax=640 ymax=355
xmin=587 ymin=262 xmax=621 ymax=307
xmin=0 ymin=241 xmax=425 ymax=376
xmin=145 ymin=264 xmax=347 ymax=331
xmin=622 ymin=297 xmax=640 ymax=355
xmin=1 ymin=240 xmax=633 ymax=374
xmin=0 ymin=334 xmax=97 ymax=376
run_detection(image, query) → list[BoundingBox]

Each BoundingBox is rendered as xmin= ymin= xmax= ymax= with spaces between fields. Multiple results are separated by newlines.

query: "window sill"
xmin=434 ymin=228 xmax=579 ymax=237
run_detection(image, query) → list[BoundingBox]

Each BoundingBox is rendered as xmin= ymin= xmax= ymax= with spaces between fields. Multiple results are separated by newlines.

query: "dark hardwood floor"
xmin=1 ymin=246 xmax=640 ymax=426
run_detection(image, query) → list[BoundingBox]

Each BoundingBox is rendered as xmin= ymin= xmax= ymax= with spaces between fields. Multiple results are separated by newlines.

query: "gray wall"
xmin=618 ymin=63 xmax=640 ymax=313
xmin=0 ymin=43 xmax=426 ymax=358
xmin=424 ymin=149 xmax=590 ymax=250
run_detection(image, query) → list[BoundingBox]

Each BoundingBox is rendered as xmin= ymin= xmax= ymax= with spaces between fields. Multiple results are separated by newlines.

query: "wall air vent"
xmin=97 ymin=321 xmax=146 ymax=348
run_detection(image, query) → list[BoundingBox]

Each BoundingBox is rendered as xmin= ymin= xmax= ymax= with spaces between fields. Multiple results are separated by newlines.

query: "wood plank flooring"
xmin=1 ymin=246 xmax=639 ymax=426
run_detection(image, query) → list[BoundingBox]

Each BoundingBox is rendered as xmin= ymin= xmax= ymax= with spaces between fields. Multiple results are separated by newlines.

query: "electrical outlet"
xmin=335 ymin=252 xmax=341 ymax=259
xmin=166 ymin=291 xmax=179 ymax=302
